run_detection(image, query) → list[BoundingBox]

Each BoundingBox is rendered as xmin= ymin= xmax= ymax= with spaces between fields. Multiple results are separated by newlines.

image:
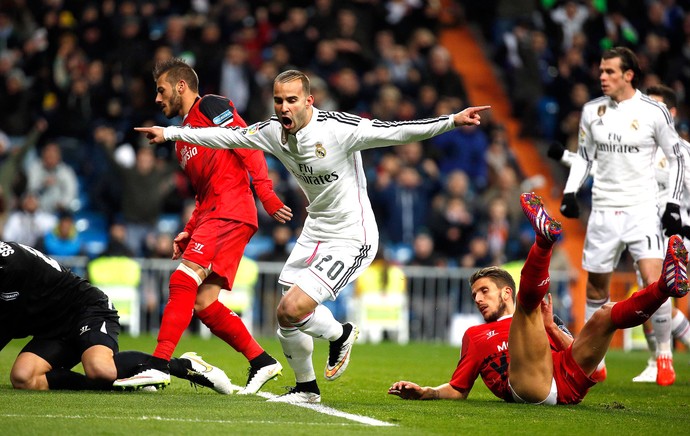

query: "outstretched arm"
xmin=388 ymin=381 xmax=468 ymax=400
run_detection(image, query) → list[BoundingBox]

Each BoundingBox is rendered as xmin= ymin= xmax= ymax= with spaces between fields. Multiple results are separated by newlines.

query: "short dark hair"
xmin=602 ymin=47 xmax=641 ymax=88
xmin=645 ymin=84 xmax=677 ymax=110
xmin=469 ymin=266 xmax=516 ymax=300
xmin=274 ymin=69 xmax=310 ymax=95
xmin=152 ymin=58 xmax=199 ymax=92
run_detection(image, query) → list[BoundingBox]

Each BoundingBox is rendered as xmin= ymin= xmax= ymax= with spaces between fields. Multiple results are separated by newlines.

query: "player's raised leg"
xmin=572 ymin=235 xmax=689 ymax=377
xmin=508 ymin=193 xmax=562 ymax=402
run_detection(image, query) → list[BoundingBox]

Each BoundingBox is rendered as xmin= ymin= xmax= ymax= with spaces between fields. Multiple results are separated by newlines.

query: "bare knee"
xmin=276 ymin=288 xmax=317 ymax=325
xmin=82 ymin=346 xmax=117 ymax=382
xmin=10 ymin=367 xmax=44 ymax=390
xmin=83 ymin=364 xmax=117 ymax=382
xmin=276 ymin=298 xmax=303 ymax=324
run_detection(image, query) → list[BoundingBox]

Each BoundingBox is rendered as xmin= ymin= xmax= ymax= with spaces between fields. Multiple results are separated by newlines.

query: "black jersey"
xmin=0 ymin=241 xmax=115 ymax=339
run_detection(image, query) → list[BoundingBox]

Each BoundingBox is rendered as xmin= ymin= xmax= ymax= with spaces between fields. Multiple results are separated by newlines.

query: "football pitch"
xmin=1 ymin=335 xmax=689 ymax=435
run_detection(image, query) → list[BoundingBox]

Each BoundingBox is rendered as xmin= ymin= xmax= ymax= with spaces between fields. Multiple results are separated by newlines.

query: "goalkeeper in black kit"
xmin=0 ymin=241 xmax=231 ymax=393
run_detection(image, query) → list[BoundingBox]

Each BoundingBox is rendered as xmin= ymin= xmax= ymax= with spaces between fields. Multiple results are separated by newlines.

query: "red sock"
xmin=610 ymin=281 xmax=667 ymax=329
xmin=517 ymin=243 xmax=553 ymax=311
xmin=153 ymin=270 xmax=198 ymax=360
xmin=196 ymin=299 xmax=264 ymax=361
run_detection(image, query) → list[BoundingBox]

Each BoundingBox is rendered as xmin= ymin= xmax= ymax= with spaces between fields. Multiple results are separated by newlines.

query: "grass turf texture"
xmin=0 ymin=335 xmax=688 ymax=435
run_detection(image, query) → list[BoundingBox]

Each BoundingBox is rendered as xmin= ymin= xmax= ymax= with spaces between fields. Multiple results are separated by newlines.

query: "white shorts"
xmin=582 ymin=205 xmax=664 ymax=273
xmin=278 ymin=237 xmax=377 ymax=304
xmin=509 ymin=378 xmax=558 ymax=406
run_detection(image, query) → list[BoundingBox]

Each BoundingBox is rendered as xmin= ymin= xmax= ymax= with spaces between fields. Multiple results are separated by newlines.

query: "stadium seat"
xmin=87 ymin=255 xmax=142 ymax=336
xmin=351 ymin=292 xmax=409 ymax=344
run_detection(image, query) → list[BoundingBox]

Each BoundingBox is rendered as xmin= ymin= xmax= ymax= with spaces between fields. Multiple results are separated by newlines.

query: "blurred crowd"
xmin=481 ymin=0 xmax=690 ymax=148
xmin=0 ymin=0 xmax=686 ymax=272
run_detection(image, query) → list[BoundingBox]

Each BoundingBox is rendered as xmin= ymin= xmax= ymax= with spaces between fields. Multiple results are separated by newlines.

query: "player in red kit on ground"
xmin=115 ymin=58 xmax=292 ymax=394
xmin=389 ymin=193 xmax=689 ymax=405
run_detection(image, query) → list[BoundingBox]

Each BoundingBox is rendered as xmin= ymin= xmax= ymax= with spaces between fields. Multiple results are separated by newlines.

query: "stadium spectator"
xmin=408 ymin=231 xmax=447 ymax=267
xmin=0 ymin=119 xmax=47 ymax=222
xmin=371 ymin=163 xmax=435 ymax=246
xmin=430 ymin=99 xmax=490 ymax=190
xmin=423 ymin=46 xmax=468 ymax=106
xmin=26 ymin=141 xmax=78 ymax=214
xmin=219 ymin=43 xmax=258 ymax=119
xmin=388 ymin=193 xmax=689 ymax=405
xmin=428 ymin=196 xmax=475 ymax=260
xmin=550 ymin=0 xmax=589 ymax=51
xmin=134 ymin=69 xmax=490 ymax=403
xmin=37 ymin=210 xmax=82 ymax=257
xmin=0 ymin=68 xmax=37 ymax=141
xmin=100 ymin=143 xmax=176 ymax=257
xmin=2 ymin=191 xmax=56 ymax=247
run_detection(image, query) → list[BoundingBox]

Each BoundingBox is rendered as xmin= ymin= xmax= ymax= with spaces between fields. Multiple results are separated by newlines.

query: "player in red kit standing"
xmin=115 ymin=58 xmax=293 ymax=394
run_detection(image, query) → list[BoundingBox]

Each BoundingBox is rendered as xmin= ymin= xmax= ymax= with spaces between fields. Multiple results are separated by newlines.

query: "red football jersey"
xmin=449 ymin=316 xmax=513 ymax=401
xmin=177 ymin=95 xmax=283 ymax=233
xmin=449 ymin=315 xmax=561 ymax=401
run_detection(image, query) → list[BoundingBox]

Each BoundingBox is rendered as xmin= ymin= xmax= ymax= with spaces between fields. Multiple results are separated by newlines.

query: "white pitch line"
xmin=0 ymin=414 xmax=374 ymax=426
xmin=233 ymin=383 xmax=395 ymax=427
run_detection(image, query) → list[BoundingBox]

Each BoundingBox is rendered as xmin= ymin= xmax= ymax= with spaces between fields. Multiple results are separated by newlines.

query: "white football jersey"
xmin=164 ymin=107 xmax=455 ymax=242
xmin=564 ymin=90 xmax=684 ymax=209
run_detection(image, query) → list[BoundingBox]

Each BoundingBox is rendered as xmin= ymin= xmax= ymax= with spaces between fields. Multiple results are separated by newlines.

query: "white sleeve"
xmin=654 ymin=107 xmax=684 ymax=205
xmin=348 ymin=115 xmax=456 ymax=152
xmin=562 ymin=150 xmax=596 ymax=179
xmin=563 ymin=111 xmax=595 ymax=194
xmin=163 ymin=124 xmax=273 ymax=153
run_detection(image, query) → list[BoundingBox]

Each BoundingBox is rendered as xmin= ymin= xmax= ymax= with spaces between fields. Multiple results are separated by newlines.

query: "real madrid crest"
xmin=315 ymin=142 xmax=326 ymax=158
xmin=631 ymin=119 xmax=639 ymax=130
xmin=597 ymin=105 xmax=606 ymax=117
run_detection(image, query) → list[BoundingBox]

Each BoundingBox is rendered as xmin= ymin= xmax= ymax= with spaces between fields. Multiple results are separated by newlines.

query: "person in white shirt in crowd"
xmin=27 ymin=141 xmax=78 ymax=214
xmin=3 ymin=192 xmax=57 ymax=246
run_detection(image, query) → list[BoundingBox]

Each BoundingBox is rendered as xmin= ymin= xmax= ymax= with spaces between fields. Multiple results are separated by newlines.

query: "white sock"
xmin=652 ymin=298 xmax=673 ymax=357
xmin=672 ymin=309 xmax=690 ymax=347
xmin=585 ymin=297 xmax=609 ymax=321
xmin=586 ymin=297 xmax=609 ymax=367
xmin=277 ymin=327 xmax=315 ymax=383
xmin=296 ymin=305 xmax=343 ymax=341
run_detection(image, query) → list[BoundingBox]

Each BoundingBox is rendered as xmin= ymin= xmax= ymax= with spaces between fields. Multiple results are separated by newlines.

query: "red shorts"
xmin=552 ymin=345 xmax=597 ymax=405
xmin=183 ymin=218 xmax=256 ymax=289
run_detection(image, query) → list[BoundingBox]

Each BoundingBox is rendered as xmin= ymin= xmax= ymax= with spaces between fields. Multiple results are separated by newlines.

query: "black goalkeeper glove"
xmin=661 ymin=203 xmax=682 ymax=237
xmin=560 ymin=193 xmax=580 ymax=219
xmin=547 ymin=142 xmax=566 ymax=162
xmin=681 ymin=225 xmax=690 ymax=240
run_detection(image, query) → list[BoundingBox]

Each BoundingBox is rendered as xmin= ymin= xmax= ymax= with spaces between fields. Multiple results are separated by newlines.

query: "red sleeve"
xmin=448 ymin=330 xmax=480 ymax=392
xmin=235 ymin=148 xmax=285 ymax=216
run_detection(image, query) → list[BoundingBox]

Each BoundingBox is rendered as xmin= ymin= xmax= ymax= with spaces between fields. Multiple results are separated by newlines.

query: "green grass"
xmin=1 ymin=335 xmax=689 ymax=435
